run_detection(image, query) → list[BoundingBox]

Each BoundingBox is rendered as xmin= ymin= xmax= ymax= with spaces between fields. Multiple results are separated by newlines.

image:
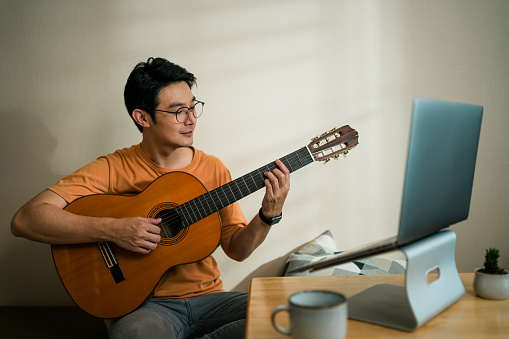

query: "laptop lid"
xmin=398 ymin=98 xmax=483 ymax=244
xmin=289 ymin=98 xmax=483 ymax=274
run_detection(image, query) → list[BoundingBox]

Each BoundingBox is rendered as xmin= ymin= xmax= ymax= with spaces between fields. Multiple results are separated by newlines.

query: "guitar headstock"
xmin=307 ymin=125 xmax=359 ymax=163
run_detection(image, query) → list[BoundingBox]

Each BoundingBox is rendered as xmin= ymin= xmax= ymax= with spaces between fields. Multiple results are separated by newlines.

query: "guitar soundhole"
xmin=155 ymin=208 xmax=182 ymax=238
xmin=149 ymin=203 xmax=189 ymax=246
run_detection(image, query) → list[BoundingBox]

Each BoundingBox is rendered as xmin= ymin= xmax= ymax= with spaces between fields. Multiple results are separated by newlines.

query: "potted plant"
xmin=473 ymin=248 xmax=509 ymax=300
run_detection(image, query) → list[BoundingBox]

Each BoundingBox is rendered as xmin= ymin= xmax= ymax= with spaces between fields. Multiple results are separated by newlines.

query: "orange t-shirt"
xmin=48 ymin=144 xmax=247 ymax=299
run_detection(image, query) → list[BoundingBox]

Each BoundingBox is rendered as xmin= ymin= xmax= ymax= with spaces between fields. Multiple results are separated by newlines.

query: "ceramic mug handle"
xmin=271 ymin=305 xmax=292 ymax=335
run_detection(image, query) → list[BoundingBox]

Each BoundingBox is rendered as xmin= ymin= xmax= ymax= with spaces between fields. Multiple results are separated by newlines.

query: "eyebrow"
xmin=167 ymin=96 xmax=196 ymax=109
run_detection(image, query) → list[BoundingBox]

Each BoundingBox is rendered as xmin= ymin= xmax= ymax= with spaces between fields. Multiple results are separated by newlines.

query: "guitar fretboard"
xmin=172 ymin=146 xmax=313 ymax=229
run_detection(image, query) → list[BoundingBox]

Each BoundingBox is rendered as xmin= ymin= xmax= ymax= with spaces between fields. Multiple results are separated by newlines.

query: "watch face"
xmin=272 ymin=215 xmax=282 ymax=225
xmin=259 ymin=208 xmax=282 ymax=225
xmin=270 ymin=215 xmax=282 ymax=225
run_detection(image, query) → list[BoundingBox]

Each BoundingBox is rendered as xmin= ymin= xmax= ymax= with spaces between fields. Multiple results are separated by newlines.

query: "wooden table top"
xmin=246 ymin=273 xmax=509 ymax=338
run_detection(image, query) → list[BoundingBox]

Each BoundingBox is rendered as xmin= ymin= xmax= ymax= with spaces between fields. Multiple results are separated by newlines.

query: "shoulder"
xmin=193 ymin=148 xmax=227 ymax=169
xmin=99 ymin=144 xmax=139 ymax=162
xmin=188 ymin=148 xmax=232 ymax=188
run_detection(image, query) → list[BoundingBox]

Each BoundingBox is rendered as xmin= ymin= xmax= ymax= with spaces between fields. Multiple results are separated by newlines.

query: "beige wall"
xmin=1 ymin=0 xmax=508 ymax=306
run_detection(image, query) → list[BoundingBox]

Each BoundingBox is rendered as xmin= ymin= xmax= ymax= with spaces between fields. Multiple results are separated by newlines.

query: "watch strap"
xmin=259 ymin=208 xmax=282 ymax=225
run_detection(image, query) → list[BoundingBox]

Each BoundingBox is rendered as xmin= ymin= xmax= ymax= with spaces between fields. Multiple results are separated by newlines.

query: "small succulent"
xmin=480 ymin=248 xmax=506 ymax=275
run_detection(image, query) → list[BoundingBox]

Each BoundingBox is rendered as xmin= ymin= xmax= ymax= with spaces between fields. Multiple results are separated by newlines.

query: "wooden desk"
xmin=246 ymin=273 xmax=509 ymax=338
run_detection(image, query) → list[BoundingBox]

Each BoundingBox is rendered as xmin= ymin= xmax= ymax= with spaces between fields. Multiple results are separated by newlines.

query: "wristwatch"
xmin=258 ymin=208 xmax=282 ymax=226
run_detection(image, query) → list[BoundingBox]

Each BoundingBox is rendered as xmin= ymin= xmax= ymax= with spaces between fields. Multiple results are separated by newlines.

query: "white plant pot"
xmin=473 ymin=268 xmax=509 ymax=300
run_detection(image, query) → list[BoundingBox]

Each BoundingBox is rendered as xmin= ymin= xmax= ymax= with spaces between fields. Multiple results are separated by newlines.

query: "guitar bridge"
xmin=98 ymin=241 xmax=126 ymax=284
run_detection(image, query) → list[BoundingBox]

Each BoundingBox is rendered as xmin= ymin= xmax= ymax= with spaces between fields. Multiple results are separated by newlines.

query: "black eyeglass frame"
xmin=154 ymin=100 xmax=205 ymax=123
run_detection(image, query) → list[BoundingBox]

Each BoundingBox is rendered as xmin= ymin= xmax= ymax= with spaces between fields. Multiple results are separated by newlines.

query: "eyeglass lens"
xmin=176 ymin=102 xmax=204 ymax=122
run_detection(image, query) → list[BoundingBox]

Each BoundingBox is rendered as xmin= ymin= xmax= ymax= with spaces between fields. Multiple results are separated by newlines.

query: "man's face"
xmin=148 ymin=81 xmax=197 ymax=150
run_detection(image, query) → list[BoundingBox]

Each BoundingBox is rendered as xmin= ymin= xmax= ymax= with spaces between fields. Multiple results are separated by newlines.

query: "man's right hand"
xmin=11 ymin=189 xmax=162 ymax=255
xmin=109 ymin=217 xmax=162 ymax=254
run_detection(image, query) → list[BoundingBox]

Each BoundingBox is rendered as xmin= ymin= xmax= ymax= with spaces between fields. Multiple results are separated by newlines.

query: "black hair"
xmin=124 ymin=57 xmax=197 ymax=132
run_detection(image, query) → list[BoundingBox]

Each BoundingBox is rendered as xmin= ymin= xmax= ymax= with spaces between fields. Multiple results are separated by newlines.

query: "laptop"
xmin=290 ymin=97 xmax=483 ymax=274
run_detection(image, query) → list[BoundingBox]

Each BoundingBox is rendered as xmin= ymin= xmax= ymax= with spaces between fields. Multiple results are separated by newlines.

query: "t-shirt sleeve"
xmin=48 ymin=157 xmax=111 ymax=203
xmin=219 ymin=202 xmax=247 ymax=239
xmin=210 ymin=163 xmax=247 ymax=239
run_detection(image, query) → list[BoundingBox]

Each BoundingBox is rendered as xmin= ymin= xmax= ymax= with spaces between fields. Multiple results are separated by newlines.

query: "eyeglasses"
xmin=155 ymin=100 xmax=204 ymax=123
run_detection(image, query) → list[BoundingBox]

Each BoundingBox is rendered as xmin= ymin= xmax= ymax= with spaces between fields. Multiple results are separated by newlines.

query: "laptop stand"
xmin=348 ymin=230 xmax=465 ymax=331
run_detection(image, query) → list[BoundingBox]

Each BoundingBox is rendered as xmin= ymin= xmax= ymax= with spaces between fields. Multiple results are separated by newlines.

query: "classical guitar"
xmin=52 ymin=125 xmax=358 ymax=318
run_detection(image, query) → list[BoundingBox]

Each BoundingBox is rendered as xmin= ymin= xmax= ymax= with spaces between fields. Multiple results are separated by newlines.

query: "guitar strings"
xmin=156 ymin=150 xmax=308 ymax=235
xmin=154 ymin=135 xmax=354 ymax=236
xmin=155 ymin=131 xmax=349 ymax=235
xmin=153 ymin=148 xmax=313 ymax=237
xmin=137 ymin=127 xmax=356 ymax=237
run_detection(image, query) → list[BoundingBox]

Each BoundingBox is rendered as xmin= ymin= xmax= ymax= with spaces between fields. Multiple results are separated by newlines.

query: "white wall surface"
xmin=1 ymin=0 xmax=508 ymax=306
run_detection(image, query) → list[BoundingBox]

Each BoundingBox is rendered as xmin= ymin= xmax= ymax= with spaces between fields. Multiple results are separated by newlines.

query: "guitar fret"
xmin=226 ymin=182 xmax=239 ymax=201
xmin=177 ymin=204 xmax=191 ymax=227
xmin=240 ymin=177 xmax=252 ymax=194
xmin=282 ymin=156 xmax=293 ymax=172
xmin=234 ymin=178 xmax=248 ymax=196
xmin=210 ymin=189 xmax=222 ymax=210
xmin=230 ymin=181 xmax=243 ymax=200
xmin=188 ymin=199 xmax=199 ymax=223
xmin=248 ymin=172 xmax=258 ymax=190
xmin=192 ymin=198 xmax=204 ymax=221
xmin=295 ymin=150 xmax=304 ymax=166
xmin=255 ymin=169 xmax=266 ymax=186
xmin=200 ymin=194 xmax=214 ymax=216
xmin=214 ymin=187 xmax=230 ymax=209
xmin=205 ymin=193 xmax=218 ymax=211
xmin=221 ymin=186 xmax=233 ymax=205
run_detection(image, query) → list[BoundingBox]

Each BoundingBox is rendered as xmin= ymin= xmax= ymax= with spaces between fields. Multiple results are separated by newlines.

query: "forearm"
xmin=222 ymin=158 xmax=290 ymax=261
xmin=12 ymin=189 xmax=161 ymax=254
xmin=11 ymin=197 xmax=112 ymax=245
xmin=222 ymin=214 xmax=272 ymax=262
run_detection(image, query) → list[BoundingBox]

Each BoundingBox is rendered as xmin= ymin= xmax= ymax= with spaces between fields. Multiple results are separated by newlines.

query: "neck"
xmin=140 ymin=140 xmax=194 ymax=169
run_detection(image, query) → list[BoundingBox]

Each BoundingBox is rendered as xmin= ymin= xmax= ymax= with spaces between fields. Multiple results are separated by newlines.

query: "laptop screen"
xmin=398 ymin=98 xmax=483 ymax=245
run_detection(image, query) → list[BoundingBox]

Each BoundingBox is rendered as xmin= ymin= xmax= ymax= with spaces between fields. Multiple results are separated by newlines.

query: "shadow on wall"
xmin=0 ymin=110 xmax=73 ymax=306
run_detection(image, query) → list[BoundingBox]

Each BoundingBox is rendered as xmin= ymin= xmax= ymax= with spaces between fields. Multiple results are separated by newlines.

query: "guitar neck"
xmin=175 ymin=146 xmax=314 ymax=227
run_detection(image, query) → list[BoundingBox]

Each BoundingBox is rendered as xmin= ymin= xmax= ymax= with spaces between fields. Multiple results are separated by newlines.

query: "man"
xmin=11 ymin=57 xmax=290 ymax=338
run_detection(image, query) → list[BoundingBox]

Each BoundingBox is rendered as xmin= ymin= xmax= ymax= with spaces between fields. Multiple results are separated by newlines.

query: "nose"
xmin=184 ymin=111 xmax=197 ymax=125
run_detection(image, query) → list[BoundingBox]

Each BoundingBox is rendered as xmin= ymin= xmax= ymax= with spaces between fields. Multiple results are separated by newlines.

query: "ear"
xmin=132 ymin=109 xmax=152 ymax=129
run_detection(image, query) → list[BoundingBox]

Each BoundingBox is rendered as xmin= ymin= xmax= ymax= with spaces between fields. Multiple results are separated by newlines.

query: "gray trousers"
xmin=107 ymin=291 xmax=247 ymax=339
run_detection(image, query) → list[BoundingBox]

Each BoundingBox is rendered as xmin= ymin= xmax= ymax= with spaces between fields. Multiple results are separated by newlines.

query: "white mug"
xmin=271 ymin=290 xmax=347 ymax=339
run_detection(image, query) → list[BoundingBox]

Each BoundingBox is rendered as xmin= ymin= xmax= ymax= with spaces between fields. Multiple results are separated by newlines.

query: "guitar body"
xmin=51 ymin=172 xmax=222 ymax=319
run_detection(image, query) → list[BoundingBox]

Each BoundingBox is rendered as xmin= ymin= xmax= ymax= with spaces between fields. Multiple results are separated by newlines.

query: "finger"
xmin=263 ymin=174 xmax=278 ymax=198
xmin=266 ymin=171 xmax=288 ymax=196
xmin=142 ymin=218 xmax=161 ymax=234
xmin=276 ymin=160 xmax=290 ymax=186
xmin=143 ymin=239 xmax=159 ymax=250
xmin=271 ymin=169 xmax=286 ymax=187
xmin=146 ymin=224 xmax=161 ymax=235
xmin=264 ymin=170 xmax=279 ymax=186
xmin=145 ymin=231 xmax=161 ymax=243
xmin=147 ymin=217 xmax=162 ymax=225
xmin=275 ymin=159 xmax=290 ymax=175
xmin=137 ymin=246 xmax=154 ymax=255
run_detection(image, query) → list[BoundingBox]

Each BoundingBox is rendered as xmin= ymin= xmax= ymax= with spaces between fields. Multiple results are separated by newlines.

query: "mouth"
xmin=181 ymin=130 xmax=193 ymax=137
